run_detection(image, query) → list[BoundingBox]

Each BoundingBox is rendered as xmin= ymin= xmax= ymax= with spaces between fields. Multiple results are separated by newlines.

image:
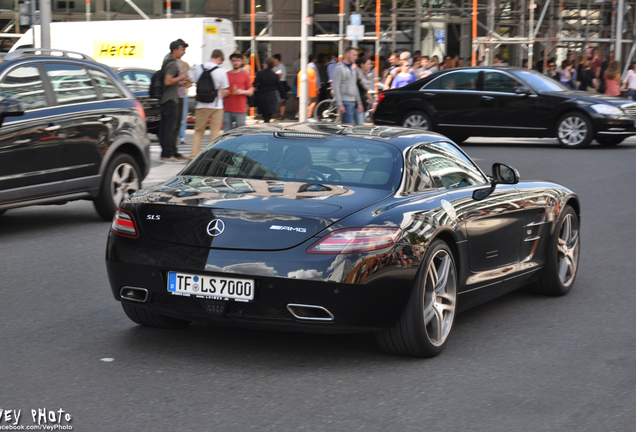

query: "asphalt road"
xmin=1 ymin=136 xmax=635 ymax=431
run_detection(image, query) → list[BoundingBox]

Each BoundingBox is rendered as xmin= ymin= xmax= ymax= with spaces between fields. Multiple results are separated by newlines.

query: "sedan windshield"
xmin=510 ymin=69 xmax=569 ymax=92
xmin=181 ymin=134 xmax=402 ymax=190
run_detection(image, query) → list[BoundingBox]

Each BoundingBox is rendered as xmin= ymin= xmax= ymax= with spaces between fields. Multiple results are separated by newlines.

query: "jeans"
xmin=179 ymin=96 xmax=189 ymax=141
xmin=223 ymin=111 xmax=246 ymax=131
xmin=159 ymin=100 xmax=177 ymax=158
xmin=628 ymin=89 xmax=636 ymax=101
xmin=341 ymin=100 xmax=360 ymax=125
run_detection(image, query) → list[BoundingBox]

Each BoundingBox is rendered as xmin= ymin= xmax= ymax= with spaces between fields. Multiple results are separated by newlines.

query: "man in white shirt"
xmin=190 ymin=49 xmax=230 ymax=159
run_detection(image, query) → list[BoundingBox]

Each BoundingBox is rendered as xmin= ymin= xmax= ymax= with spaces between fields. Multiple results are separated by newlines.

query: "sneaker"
xmin=160 ymin=156 xmax=180 ymax=162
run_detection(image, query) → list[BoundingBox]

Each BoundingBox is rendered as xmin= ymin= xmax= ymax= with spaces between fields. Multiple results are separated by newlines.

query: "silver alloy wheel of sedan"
xmin=557 ymin=114 xmax=591 ymax=147
xmin=557 ymin=213 xmax=579 ymax=287
xmin=111 ymin=161 xmax=141 ymax=207
xmin=423 ymin=249 xmax=457 ymax=347
xmin=403 ymin=112 xmax=430 ymax=129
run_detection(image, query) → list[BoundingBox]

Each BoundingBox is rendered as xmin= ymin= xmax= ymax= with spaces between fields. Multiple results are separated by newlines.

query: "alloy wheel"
xmin=404 ymin=114 xmax=429 ymax=129
xmin=557 ymin=213 xmax=579 ymax=286
xmin=111 ymin=162 xmax=140 ymax=207
xmin=558 ymin=116 xmax=588 ymax=146
xmin=422 ymin=249 xmax=457 ymax=347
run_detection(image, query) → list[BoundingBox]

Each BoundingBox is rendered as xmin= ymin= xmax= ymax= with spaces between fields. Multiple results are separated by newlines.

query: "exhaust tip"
xmin=287 ymin=304 xmax=334 ymax=321
xmin=119 ymin=286 xmax=148 ymax=303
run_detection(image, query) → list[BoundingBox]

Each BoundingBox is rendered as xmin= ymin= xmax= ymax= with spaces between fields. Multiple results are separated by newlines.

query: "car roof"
xmin=222 ymin=123 xmax=450 ymax=150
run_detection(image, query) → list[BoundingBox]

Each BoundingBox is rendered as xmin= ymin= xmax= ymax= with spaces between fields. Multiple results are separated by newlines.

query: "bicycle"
xmin=313 ymin=97 xmax=340 ymax=122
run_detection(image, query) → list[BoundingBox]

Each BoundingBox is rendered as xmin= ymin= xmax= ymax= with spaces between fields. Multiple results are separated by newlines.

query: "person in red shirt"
xmin=224 ymin=50 xmax=254 ymax=131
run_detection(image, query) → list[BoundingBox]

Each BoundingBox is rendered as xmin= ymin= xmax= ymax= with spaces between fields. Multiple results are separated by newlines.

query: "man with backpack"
xmin=191 ymin=49 xmax=230 ymax=160
xmin=158 ymin=39 xmax=189 ymax=162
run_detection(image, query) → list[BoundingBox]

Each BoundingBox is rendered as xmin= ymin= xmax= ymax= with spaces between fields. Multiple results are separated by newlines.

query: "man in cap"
xmin=159 ymin=39 xmax=189 ymax=162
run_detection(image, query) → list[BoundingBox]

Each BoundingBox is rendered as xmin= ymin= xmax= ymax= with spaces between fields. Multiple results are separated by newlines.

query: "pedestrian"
xmin=177 ymin=59 xmax=191 ymax=149
xmin=298 ymin=54 xmax=319 ymax=118
xmin=560 ymin=60 xmax=578 ymax=89
xmin=391 ymin=61 xmax=417 ymax=88
xmin=326 ymin=53 xmax=338 ymax=85
xmin=272 ymin=54 xmax=289 ymax=119
xmin=383 ymin=51 xmax=401 ymax=89
xmin=356 ymin=56 xmax=375 ymax=123
xmin=579 ymin=60 xmax=598 ymax=92
xmin=254 ymin=58 xmax=285 ymax=123
xmin=493 ymin=54 xmax=503 ymax=66
xmin=543 ymin=59 xmax=560 ymax=82
xmin=333 ymin=46 xmax=363 ymax=124
xmin=224 ymin=50 xmax=254 ymax=131
xmin=622 ymin=61 xmax=636 ymax=100
xmin=159 ymin=39 xmax=189 ymax=162
xmin=191 ymin=49 xmax=230 ymax=160
xmin=291 ymin=53 xmax=301 ymax=118
xmin=603 ymin=61 xmax=621 ymax=96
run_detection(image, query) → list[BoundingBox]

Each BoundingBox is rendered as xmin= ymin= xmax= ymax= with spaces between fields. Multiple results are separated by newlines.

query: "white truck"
xmin=11 ymin=17 xmax=237 ymax=71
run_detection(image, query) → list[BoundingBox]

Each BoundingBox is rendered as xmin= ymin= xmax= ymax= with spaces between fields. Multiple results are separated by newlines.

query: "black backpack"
xmin=196 ymin=65 xmax=219 ymax=103
xmin=149 ymin=58 xmax=175 ymax=99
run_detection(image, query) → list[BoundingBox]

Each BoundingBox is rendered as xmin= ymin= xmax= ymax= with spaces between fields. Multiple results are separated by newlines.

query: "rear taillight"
xmin=306 ymin=228 xmax=402 ymax=254
xmin=111 ymin=210 xmax=139 ymax=238
xmin=132 ymin=100 xmax=146 ymax=121
xmin=376 ymin=93 xmax=385 ymax=104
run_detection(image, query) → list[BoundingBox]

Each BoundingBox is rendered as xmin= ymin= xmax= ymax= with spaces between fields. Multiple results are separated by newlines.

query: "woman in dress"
xmin=621 ymin=61 xmax=636 ymax=101
xmin=253 ymin=58 xmax=285 ymax=123
xmin=603 ymin=61 xmax=622 ymax=96
xmin=390 ymin=61 xmax=417 ymax=89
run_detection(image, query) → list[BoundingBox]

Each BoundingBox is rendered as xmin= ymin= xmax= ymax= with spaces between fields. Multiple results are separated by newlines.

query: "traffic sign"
xmin=346 ymin=25 xmax=365 ymax=40
xmin=435 ymin=29 xmax=446 ymax=45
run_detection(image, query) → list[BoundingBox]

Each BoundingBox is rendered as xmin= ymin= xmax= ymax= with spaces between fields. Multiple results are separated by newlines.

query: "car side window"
xmin=483 ymin=71 xmax=520 ymax=93
xmin=423 ymin=71 xmax=479 ymax=91
xmin=420 ymin=142 xmax=488 ymax=190
xmin=118 ymin=71 xmax=136 ymax=90
xmin=0 ymin=65 xmax=48 ymax=110
xmin=403 ymin=147 xmax=436 ymax=193
xmin=89 ymin=68 xmax=125 ymax=99
xmin=133 ymin=72 xmax=152 ymax=91
xmin=44 ymin=63 xmax=98 ymax=105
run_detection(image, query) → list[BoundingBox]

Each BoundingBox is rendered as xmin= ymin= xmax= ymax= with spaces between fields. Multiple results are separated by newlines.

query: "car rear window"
xmin=182 ymin=135 xmax=401 ymax=189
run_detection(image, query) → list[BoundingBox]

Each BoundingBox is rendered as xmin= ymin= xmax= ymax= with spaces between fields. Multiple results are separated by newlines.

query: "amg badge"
xmin=270 ymin=225 xmax=307 ymax=233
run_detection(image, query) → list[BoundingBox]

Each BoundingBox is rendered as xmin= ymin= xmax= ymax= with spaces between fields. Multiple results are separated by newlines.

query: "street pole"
xmin=86 ymin=0 xmax=91 ymax=21
xmin=472 ymin=0 xmax=477 ymax=66
xmin=339 ymin=0 xmax=344 ymax=59
xmin=617 ymin=0 xmax=624 ymax=62
xmin=40 ymin=0 xmax=51 ymax=49
xmin=166 ymin=0 xmax=171 ymax=19
xmin=299 ymin=0 xmax=309 ymax=122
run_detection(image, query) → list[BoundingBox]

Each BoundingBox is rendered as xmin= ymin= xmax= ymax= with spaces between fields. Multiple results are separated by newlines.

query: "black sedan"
xmin=115 ymin=67 xmax=161 ymax=135
xmin=373 ymin=66 xmax=636 ymax=148
xmin=106 ymin=123 xmax=580 ymax=357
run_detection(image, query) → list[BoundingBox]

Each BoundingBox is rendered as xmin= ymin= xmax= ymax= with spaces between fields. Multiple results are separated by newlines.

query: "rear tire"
xmin=528 ymin=205 xmax=580 ymax=296
xmin=121 ymin=303 xmax=191 ymax=329
xmin=402 ymin=111 xmax=431 ymax=130
xmin=375 ymin=240 xmax=457 ymax=357
xmin=596 ymin=136 xmax=625 ymax=146
xmin=314 ymin=99 xmax=339 ymax=122
xmin=556 ymin=112 xmax=593 ymax=148
xmin=94 ymin=153 xmax=141 ymax=221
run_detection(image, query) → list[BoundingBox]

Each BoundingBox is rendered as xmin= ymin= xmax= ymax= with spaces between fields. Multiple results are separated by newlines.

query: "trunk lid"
xmin=135 ymin=177 xmax=390 ymax=250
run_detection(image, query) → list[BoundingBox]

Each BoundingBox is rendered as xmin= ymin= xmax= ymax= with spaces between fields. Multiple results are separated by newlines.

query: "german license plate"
xmin=167 ymin=272 xmax=254 ymax=302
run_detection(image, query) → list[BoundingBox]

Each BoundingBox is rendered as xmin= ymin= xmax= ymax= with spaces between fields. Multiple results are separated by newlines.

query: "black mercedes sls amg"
xmin=106 ymin=123 xmax=580 ymax=357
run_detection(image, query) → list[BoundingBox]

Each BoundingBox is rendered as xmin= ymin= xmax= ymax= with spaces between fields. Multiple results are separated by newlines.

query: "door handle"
xmin=423 ymin=92 xmax=435 ymax=97
xmin=99 ymin=116 xmax=114 ymax=123
xmin=481 ymin=96 xmax=494 ymax=101
xmin=44 ymin=125 xmax=61 ymax=132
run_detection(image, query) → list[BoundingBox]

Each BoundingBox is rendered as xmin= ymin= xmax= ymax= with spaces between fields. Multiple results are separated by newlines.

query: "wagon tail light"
xmin=306 ymin=228 xmax=402 ymax=254
xmin=111 ymin=210 xmax=139 ymax=238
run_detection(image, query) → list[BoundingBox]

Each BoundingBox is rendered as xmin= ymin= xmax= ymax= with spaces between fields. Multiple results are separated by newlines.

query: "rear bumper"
xmin=106 ymin=233 xmax=419 ymax=332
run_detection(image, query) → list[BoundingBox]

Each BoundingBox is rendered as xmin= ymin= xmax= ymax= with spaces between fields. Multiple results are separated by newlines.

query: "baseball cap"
xmin=169 ymin=39 xmax=189 ymax=51
xmin=399 ymin=51 xmax=411 ymax=60
xmin=229 ymin=50 xmax=243 ymax=60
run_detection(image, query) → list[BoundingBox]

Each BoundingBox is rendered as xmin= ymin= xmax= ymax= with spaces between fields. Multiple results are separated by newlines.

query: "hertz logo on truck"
xmin=94 ymin=41 xmax=144 ymax=59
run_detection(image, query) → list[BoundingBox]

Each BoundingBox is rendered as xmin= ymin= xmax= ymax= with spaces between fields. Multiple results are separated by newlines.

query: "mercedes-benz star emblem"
xmin=206 ymin=219 xmax=225 ymax=237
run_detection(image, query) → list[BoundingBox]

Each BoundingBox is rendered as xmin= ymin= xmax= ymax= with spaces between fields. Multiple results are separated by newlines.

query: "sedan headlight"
xmin=591 ymin=104 xmax=623 ymax=115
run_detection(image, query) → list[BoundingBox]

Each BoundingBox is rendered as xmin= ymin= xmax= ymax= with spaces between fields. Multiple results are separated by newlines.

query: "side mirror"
xmin=472 ymin=163 xmax=520 ymax=201
xmin=492 ymin=163 xmax=520 ymax=184
xmin=0 ymin=98 xmax=25 ymax=118
xmin=515 ymin=86 xmax=532 ymax=95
